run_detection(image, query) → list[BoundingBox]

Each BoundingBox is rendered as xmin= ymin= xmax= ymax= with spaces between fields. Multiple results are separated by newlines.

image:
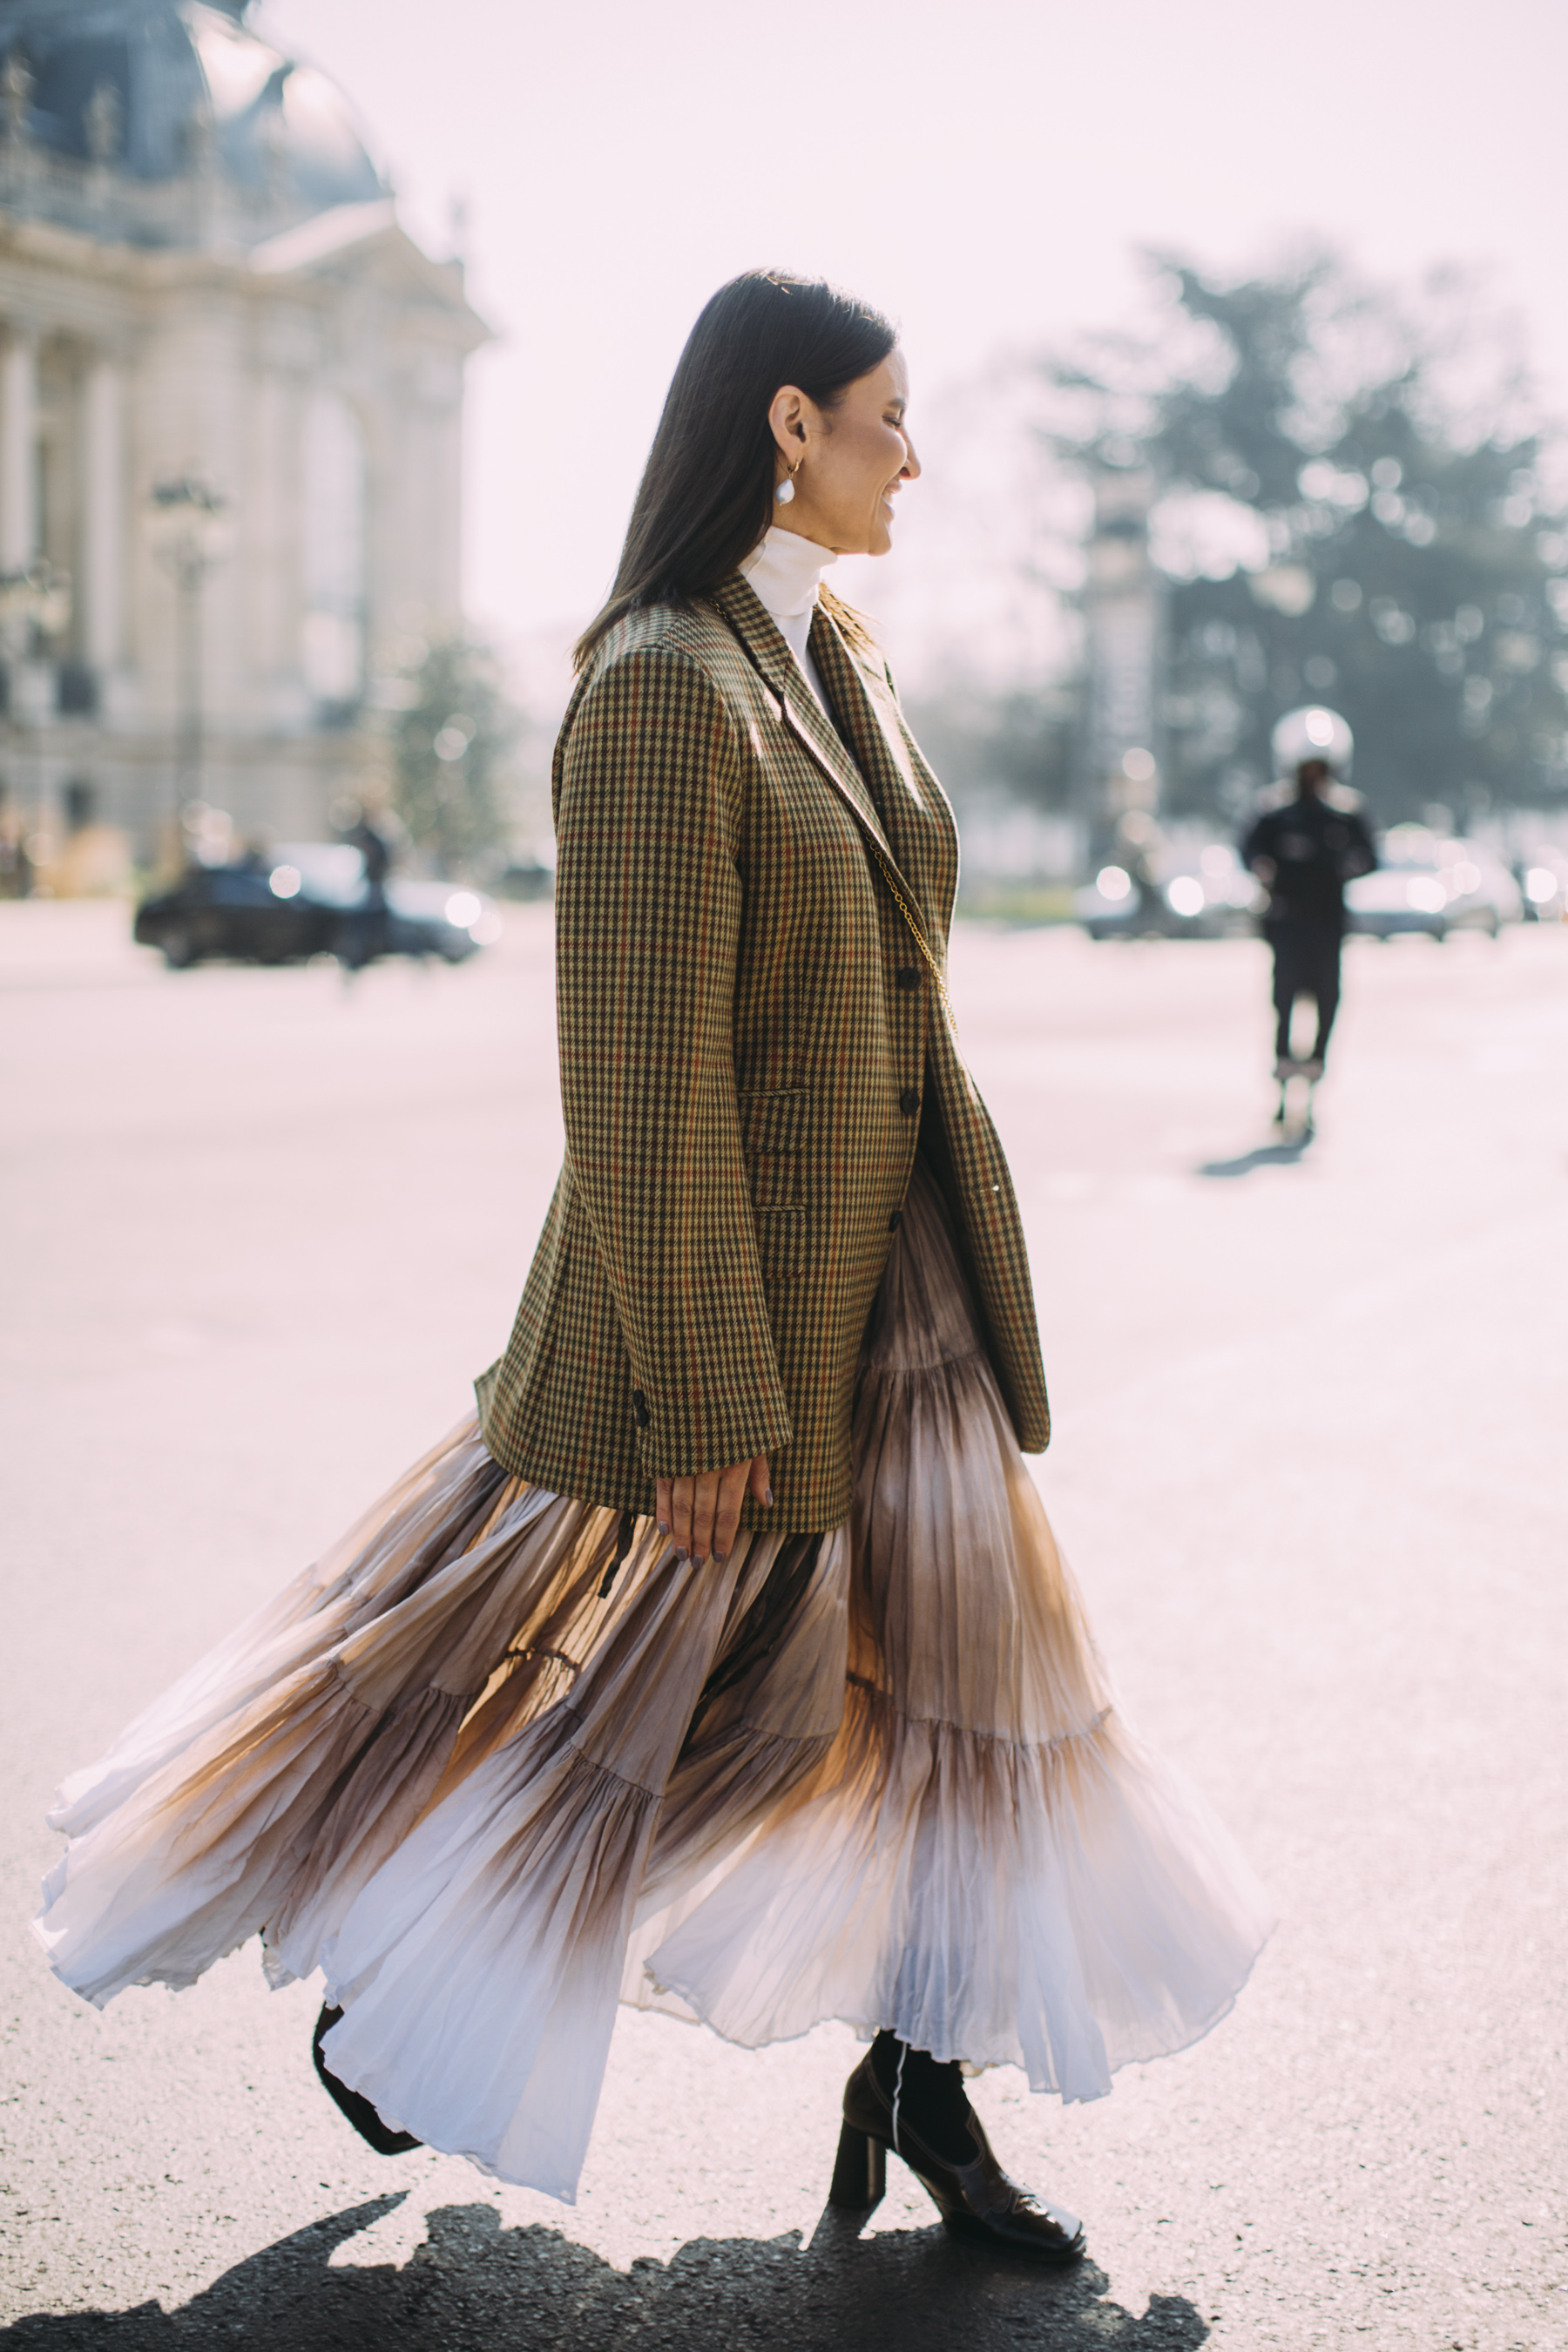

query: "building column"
xmin=81 ymin=349 xmax=124 ymax=671
xmin=0 ymin=324 xmax=38 ymax=574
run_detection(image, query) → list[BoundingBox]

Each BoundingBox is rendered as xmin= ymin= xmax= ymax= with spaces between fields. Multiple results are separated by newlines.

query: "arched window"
xmin=301 ymin=393 xmax=366 ymax=718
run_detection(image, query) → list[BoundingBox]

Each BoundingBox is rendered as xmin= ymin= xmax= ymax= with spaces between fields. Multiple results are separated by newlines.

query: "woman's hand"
xmin=656 ymin=1456 xmax=772 ymax=1565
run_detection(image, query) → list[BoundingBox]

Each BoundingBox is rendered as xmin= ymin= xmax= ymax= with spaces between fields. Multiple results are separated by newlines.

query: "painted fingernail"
xmin=675 ymin=1545 xmax=689 ymax=1562
xmin=713 ymin=1547 xmax=727 ymax=1565
xmin=657 ymin=1520 xmax=670 ymax=1536
xmin=764 ymin=1487 xmax=774 ymax=1507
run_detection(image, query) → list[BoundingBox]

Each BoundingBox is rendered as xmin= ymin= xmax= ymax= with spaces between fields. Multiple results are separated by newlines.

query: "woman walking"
xmin=37 ymin=271 xmax=1269 ymax=2263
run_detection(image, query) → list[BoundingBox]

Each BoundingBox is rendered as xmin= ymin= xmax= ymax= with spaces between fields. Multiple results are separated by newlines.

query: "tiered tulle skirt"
xmin=36 ymin=1164 xmax=1270 ymax=2201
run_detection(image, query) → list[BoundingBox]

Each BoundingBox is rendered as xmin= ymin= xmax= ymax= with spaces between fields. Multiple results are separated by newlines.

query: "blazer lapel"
xmin=808 ymin=612 xmax=934 ymax=843
xmin=708 ymin=572 xmax=906 ymax=883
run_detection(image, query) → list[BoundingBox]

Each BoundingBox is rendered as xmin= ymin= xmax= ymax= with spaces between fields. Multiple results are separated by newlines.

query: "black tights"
xmin=1271 ymin=926 xmax=1342 ymax=1066
xmin=870 ymin=2030 xmax=977 ymax=2164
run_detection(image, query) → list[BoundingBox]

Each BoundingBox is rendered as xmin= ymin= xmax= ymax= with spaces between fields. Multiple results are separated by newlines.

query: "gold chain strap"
xmin=868 ymin=846 xmax=957 ymax=1037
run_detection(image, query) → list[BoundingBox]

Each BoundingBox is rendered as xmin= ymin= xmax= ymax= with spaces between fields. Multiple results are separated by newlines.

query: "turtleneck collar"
xmin=740 ymin=524 xmax=838 ymax=621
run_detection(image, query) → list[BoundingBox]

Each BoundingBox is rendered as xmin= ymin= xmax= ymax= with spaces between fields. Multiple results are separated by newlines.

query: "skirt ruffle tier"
xmin=36 ymin=1162 xmax=1271 ymax=2201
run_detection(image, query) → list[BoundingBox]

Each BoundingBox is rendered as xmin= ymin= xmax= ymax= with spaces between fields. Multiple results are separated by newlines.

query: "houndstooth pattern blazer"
xmin=475 ymin=571 xmax=1050 ymax=1531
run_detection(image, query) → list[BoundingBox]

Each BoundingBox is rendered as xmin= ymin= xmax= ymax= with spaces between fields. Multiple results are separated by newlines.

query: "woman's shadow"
xmin=1197 ymin=1132 xmax=1314 ymax=1179
xmin=1 ymin=2193 xmax=1209 ymax=2351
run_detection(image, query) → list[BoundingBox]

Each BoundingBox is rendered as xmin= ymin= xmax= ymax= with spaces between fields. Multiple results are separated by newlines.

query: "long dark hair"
xmin=574 ymin=269 xmax=896 ymax=672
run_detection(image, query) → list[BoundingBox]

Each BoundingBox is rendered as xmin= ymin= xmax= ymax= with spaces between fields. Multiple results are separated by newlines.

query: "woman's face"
xmin=767 ymin=350 xmax=918 ymax=558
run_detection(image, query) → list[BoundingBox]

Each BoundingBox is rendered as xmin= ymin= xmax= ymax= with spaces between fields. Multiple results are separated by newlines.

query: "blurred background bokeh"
xmin=0 ymin=0 xmax=1565 ymax=921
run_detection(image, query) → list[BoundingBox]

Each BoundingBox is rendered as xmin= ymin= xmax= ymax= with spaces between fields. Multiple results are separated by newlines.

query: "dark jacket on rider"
xmin=1241 ymin=793 xmax=1376 ymax=934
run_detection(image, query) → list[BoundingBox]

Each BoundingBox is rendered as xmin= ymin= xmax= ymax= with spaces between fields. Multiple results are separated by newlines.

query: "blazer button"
xmin=896 ymin=965 xmax=920 ymax=990
xmin=888 ymin=1209 xmax=902 ymax=1231
xmin=632 ymin=1389 xmax=650 ymax=1429
xmin=899 ymin=1086 xmax=920 ymax=1116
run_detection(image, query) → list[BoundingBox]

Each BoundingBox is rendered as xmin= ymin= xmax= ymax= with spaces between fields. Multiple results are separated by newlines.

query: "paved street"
xmin=2 ymin=901 xmax=1565 ymax=2351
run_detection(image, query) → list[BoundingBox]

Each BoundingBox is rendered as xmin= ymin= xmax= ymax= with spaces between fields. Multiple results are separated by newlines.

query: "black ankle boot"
xmin=831 ymin=2043 xmax=1086 ymax=2267
xmin=312 ymin=2004 xmax=422 ymax=2156
xmin=869 ymin=2030 xmax=977 ymax=2165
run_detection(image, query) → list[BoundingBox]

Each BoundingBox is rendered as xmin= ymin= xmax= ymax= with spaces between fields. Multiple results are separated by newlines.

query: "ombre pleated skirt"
xmin=35 ymin=1162 xmax=1271 ymax=2203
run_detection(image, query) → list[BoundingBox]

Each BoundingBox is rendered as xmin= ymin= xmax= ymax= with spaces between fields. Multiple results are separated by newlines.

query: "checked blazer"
xmin=475 ymin=570 xmax=1051 ymax=1532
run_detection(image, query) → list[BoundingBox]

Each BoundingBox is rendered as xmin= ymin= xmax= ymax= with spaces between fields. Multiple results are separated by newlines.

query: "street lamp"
xmin=0 ymin=560 xmax=71 ymax=642
xmin=0 ymin=561 xmax=73 ymax=888
xmin=148 ymin=476 xmax=229 ymax=861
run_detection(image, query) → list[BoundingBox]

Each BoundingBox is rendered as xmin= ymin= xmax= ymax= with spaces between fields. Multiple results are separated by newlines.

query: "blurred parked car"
xmin=1517 ymin=848 xmax=1568 ymax=923
xmin=133 ymin=843 xmax=503 ymax=969
xmin=497 ymin=858 xmax=556 ymax=902
xmin=1344 ymin=827 xmax=1520 ymax=940
xmin=1075 ymin=843 xmax=1262 ymax=940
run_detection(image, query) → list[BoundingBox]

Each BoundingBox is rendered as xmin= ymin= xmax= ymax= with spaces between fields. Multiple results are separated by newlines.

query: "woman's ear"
xmin=767 ymin=384 xmax=811 ymax=458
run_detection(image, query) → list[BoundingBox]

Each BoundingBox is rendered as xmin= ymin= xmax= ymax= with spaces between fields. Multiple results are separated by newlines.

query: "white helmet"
xmin=1272 ymin=705 xmax=1353 ymax=777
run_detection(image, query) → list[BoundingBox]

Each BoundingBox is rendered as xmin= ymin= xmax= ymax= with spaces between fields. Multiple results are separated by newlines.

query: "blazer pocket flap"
xmin=738 ymin=1088 xmax=808 ymax=1153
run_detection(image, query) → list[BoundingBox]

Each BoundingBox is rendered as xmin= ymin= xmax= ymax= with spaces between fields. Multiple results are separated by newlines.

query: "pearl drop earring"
xmin=775 ymin=458 xmax=801 ymax=507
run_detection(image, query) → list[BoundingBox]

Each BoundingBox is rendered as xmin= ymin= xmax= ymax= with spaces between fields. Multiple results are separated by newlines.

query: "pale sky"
xmin=259 ymin=0 xmax=1568 ymax=672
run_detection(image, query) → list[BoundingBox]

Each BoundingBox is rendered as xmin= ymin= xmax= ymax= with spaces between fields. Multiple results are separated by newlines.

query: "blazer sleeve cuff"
xmin=629 ymin=1386 xmax=793 ymax=1481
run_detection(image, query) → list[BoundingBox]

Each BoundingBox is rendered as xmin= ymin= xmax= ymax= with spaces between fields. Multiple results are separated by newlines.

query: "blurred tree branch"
xmin=1033 ymin=250 xmax=1568 ymax=824
xmin=380 ymin=632 xmax=522 ymax=876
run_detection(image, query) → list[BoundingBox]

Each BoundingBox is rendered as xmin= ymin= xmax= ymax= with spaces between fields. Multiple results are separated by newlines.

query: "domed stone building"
xmin=0 ymin=0 xmax=489 ymax=882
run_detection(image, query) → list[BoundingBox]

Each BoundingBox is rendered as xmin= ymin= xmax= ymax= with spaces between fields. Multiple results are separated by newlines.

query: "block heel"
xmin=828 ymin=2119 xmax=887 ymax=2210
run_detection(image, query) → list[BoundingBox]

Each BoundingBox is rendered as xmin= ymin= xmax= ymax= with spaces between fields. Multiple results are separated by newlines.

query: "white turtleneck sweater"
xmin=739 ymin=525 xmax=837 ymax=716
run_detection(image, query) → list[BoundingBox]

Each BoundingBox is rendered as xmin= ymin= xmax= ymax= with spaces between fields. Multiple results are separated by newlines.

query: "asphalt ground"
xmin=2 ymin=901 xmax=1565 ymax=2351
